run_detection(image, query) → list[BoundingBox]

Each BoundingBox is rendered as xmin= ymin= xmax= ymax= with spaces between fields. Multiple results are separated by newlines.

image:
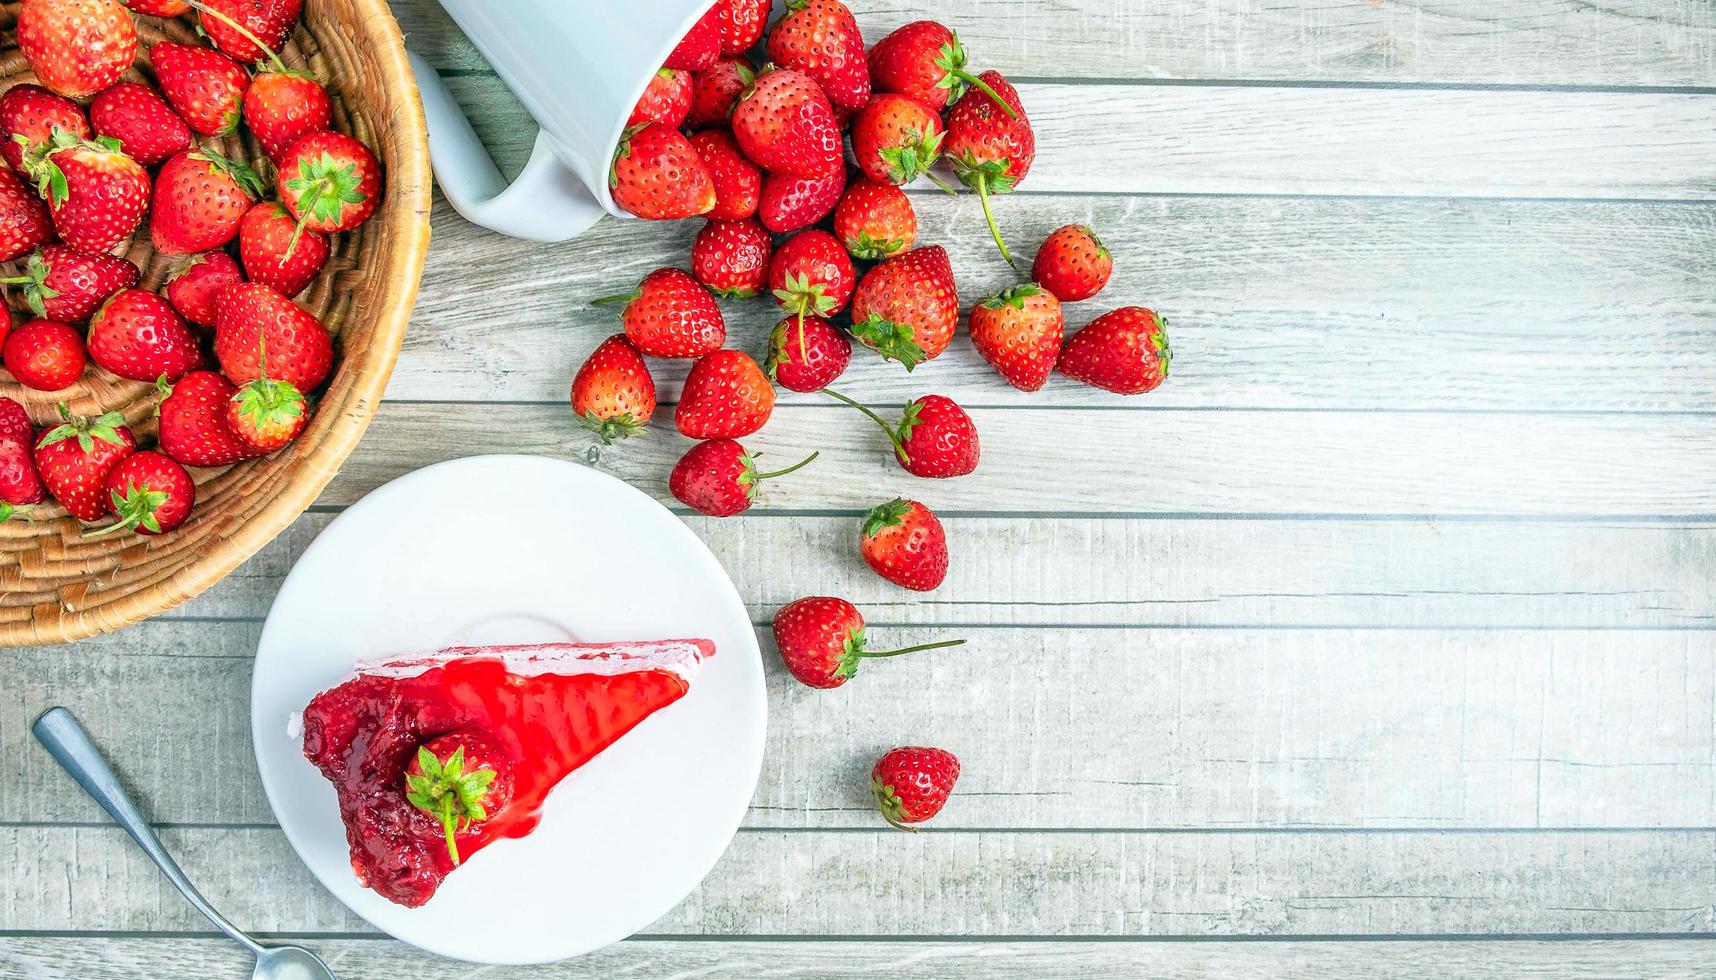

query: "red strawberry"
xmin=164 ymin=250 xmax=243 ymax=327
xmin=3 ymin=319 xmax=85 ymax=390
xmin=772 ymin=596 xmax=963 ymax=689
xmin=766 ymin=0 xmax=869 ymax=111
xmin=2 ymin=245 xmax=139 ymax=322
xmin=675 ymin=348 xmax=773 ymax=439
xmin=150 ymin=147 xmax=263 ymax=255
xmin=224 ymin=372 xmax=305 ymax=453
xmin=664 ymin=5 xmax=721 ymax=71
xmin=121 ymin=0 xmax=189 ymax=15
xmin=277 ymin=129 xmax=382 ymax=234
xmin=968 ymin=284 xmax=1064 ymax=392
xmin=157 ymin=370 xmax=259 ymax=466
xmin=570 ymin=333 xmax=655 ymax=444
xmin=628 ymin=68 xmax=692 ymax=130
xmin=213 ymin=281 xmax=333 ymax=390
xmin=670 ymin=438 xmax=817 ymax=517
xmin=26 ymin=133 xmax=150 ymax=255
xmin=869 ymin=21 xmax=1016 ymax=115
xmin=87 ymin=289 xmax=202 ymax=382
xmin=715 ymin=0 xmax=770 ymax=56
xmin=943 ymin=70 xmax=1034 ymax=262
xmin=89 ymin=449 xmax=194 ymax=535
xmin=89 ymin=82 xmax=191 ymax=167
xmin=1059 ymin=307 xmax=1172 ymax=395
xmin=0 ymin=397 xmax=46 ymax=508
xmin=872 ymin=746 xmax=959 ymax=829
xmin=860 ymin=497 xmax=948 ymax=591
xmin=238 ymin=201 xmax=326 ymax=297
xmin=758 ymin=165 xmax=844 ymax=234
xmin=608 ymin=122 xmax=716 ymax=221
xmin=731 ymin=67 xmax=842 ymax=177
xmin=242 ymin=70 xmax=332 ymax=162
xmin=151 ymin=41 xmax=250 ymax=137
xmin=194 ymin=0 xmax=301 ymax=64
xmin=686 ymin=56 xmax=755 ymax=130
xmin=764 ymin=315 xmax=849 ymax=393
xmin=691 ymin=217 xmax=772 ymax=299
xmin=850 ymin=93 xmax=945 ymax=186
xmin=17 ymin=0 xmax=139 ymax=99
xmin=832 ymin=178 xmax=915 ymax=260
xmin=0 ymin=168 xmax=54 ymax=263
xmin=0 ymin=84 xmax=91 ymax=174
xmin=604 ymin=267 xmax=724 ymax=359
xmin=849 ymin=245 xmax=959 ymax=367
xmin=1033 ymin=225 xmax=1112 ymax=302
xmin=768 ymin=229 xmax=854 ymax=321
xmin=688 ymin=129 xmax=760 ymax=221
xmin=838 ymin=391 xmax=978 ymax=478
xmin=33 ymin=405 xmax=136 ymax=521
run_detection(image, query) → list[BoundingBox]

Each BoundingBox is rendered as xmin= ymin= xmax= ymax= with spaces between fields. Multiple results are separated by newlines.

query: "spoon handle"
xmin=32 ymin=707 xmax=265 ymax=956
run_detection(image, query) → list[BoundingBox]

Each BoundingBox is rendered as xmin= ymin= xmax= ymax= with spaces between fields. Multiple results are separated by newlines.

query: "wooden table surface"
xmin=6 ymin=1 xmax=1716 ymax=977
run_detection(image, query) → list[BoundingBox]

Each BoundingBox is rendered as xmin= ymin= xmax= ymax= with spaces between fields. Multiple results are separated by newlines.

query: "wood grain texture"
xmin=6 ymin=623 xmax=1713 ymax=829
xmin=5 ymin=825 xmax=1714 ymax=935
xmin=394 ymin=0 xmax=1716 ymax=87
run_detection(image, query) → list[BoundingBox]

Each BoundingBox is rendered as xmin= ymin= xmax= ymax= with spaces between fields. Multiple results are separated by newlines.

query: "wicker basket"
xmin=0 ymin=0 xmax=431 ymax=646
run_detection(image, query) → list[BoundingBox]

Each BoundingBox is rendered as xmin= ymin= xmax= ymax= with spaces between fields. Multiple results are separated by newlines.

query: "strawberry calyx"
xmin=877 ymin=126 xmax=944 ymax=185
xmin=37 ymin=405 xmax=127 ymax=456
xmin=0 ymin=250 xmax=61 ymax=318
xmin=871 ymin=775 xmax=918 ymax=831
xmin=282 ymin=148 xmax=370 ymax=255
xmin=27 ymin=132 xmax=127 ymax=207
xmin=849 ymin=314 xmax=926 ymax=370
xmin=84 ymin=477 xmax=171 ymax=537
xmin=607 ymin=123 xmax=651 ymax=191
xmin=981 ymin=283 xmax=1044 ymax=310
xmin=577 ymin=409 xmax=646 ymax=446
xmin=771 ymin=271 xmax=839 ymax=320
xmin=845 ymin=230 xmax=906 ymax=262
xmin=231 ymin=374 xmax=305 ymax=439
xmin=862 ymin=497 xmax=913 ymax=538
xmin=1151 ymin=315 xmax=1173 ymax=378
xmin=739 ymin=449 xmax=819 ymax=501
xmin=931 ymin=32 xmax=1019 ymax=120
xmin=191 ymin=147 xmax=266 ymax=200
xmin=404 ymin=745 xmax=497 ymax=866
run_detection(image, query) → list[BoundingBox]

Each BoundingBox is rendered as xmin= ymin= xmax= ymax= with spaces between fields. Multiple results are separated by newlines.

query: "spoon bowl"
xmin=255 ymin=945 xmax=337 ymax=980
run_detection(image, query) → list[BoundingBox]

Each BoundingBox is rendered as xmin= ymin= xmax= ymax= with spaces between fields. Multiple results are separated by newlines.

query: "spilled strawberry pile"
xmin=0 ymin=0 xmax=382 ymax=535
xmin=579 ymin=1 xmax=1175 ymax=829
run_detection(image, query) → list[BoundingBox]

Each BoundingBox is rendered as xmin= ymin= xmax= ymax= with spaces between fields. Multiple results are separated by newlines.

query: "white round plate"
xmin=251 ymin=455 xmax=766 ymax=965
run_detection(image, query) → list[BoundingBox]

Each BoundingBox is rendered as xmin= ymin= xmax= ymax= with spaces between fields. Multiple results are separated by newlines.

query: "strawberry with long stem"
xmin=772 ymin=595 xmax=965 ymax=689
xmin=942 ymin=70 xmax=1034 ymax=263
xmin=404 ymin=744 xmax=498 ymax=866
xmin=869 ymin=21 xmax=1019 ymax=118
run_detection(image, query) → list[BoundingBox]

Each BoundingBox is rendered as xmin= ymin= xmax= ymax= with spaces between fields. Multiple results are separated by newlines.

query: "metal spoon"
xmin=32 ymin=707 xmax=337 ymax=980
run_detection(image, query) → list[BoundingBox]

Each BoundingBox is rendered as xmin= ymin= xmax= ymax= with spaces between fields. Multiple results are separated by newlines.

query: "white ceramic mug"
xmin=408 ymin=0 xmax=719 ymax=242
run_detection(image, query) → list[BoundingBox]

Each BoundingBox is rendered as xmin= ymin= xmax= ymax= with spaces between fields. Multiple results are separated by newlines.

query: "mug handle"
xmin=409 ymin=51 xmax=607 ymax=242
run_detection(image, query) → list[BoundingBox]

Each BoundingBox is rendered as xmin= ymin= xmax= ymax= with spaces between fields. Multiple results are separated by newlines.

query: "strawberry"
xmin=772 ymin=595 xmax=963 ymax=689
xmin=224 ymin=372 xmax=305 ymax=453
xmin=87 ymin=289 xmax=202 ymax=382
xmin=691 ymin=217 xmax=772 ymax=299
xmin=832 ymin=178 xmax=915 ymax=260
xmin=608 ymin=122 xmax=715 ymax=221
xmin=0 ymin=84 xmax=91 ymax=174
xmin=151 ymin=41 xmax=250 ymax=137
xmin=669 ymin=438 xmax=817 ymax=517
xmin=688 ymin=129 xmax=760 ymax=221
xmin=860 ymin=497 xmax=948 ymax=591
xmin=850 ymin=93 xmax=945 ymax=186
xmin=0 ymin=169 xmax=55 ymax=263
xmin=194 ymin=0 xmax=301 ymax=65
xmin=1033 ymin=225 xmax=1112 ymax=302
xmin=570 ymin=333 xmax=655 ymax=444
xmin=627 ymin=68 xmax=693 ymax=129
xmin=715 ymin=0 xmax=770 ymax=56
xmin=150 ymin=147 xmax=263 ymax=255
xmin=121 ymin=0 xmax=189 ymax=14
xmin=277 ymin=129 xmax=382 ymax=234
xmin=968 ymin=284 xmax=1063 ymax=392
xmin=89 ymin=82 xmax=191 ymax=167
xmin=766 ymin=0 xmax=869 ymax=111
xmin=664 ymin=6 xmax=721 ymax=71
xmin=758 ymin=165 xmax=844 ymax=234
xmin=1059 ymin=307 xmax=1172 ymax=395
xmin=731 ymin=67 xmax=842 ymax=177
xmin=849 ymin=245 xmax=959 ymax=367
xmin=869 ymin=21 xmax=1017 ymax=115
xmin=675 ymin=348 xmax=773 ymax=439
xmin=872 ymin=746 xmax=959 ymax=830
xmin=238 ymin=201 xmax=326 ymax=297
xmin=768 ymin=229 xmax=854 ymax=321
xmin=164 ymin=250 xmax=243 ymax=327
xmin=405 ymin=732 xmax=512 ymax=866
xmin=89 ymin=449 xmax=194 ymax=535
xmin=242 ymin=70 xmax=332 ymax=162
xmin=603 ymin=267 xmax=724 ymax=359
xmin=17 ymin=0 xmax=139 ymax=99
xmin=157 ymin=370 xmax=259 ymax=466
xmin=686 ymin=56 xmax=754 ymax=130
xmin=26 ymin=133 xmax=149 ymax=255
xmin=764 ymin=315 xmax=849 ymax=393
xmin=943 ymin=70 xmax=1034 ymax=262
xmin=833 ymin=391 xmax=979 ymax=478
xmin=3 ymin=319 xmax=85 ymax=390
xmin=2 ymin=245 xmax=139 ymax=322
xmin=33 ymin=405 xmax=135 ymax=521
xmin=213 ymin=281 xmax=333 ymax=390
xmin=0 ymin=397 xmax=46 ymax=508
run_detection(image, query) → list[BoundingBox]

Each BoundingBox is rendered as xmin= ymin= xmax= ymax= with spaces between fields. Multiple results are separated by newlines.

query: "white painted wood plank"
xmin=392 ymin=0 xmax=1716 ymax=87
xmin=391 ymin=195 xmax=1716 ymax=411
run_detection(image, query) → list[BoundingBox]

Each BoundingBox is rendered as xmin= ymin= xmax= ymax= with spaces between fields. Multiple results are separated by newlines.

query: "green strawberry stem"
xmin=972 ymin=172 xmax=1012 ymax=263
xmin=752 ymin=450 xmax=818 ymax=482
xmin=854 ymin=638 xmax=965 ymax=659
xmin=957 ymin=71 xmax=1020 ymax=120
xmin=819 ymin=388 xmax=910 ymax=464
xmin=795 ymin=310 xmax=808 ymax=364
xmin=182 ymin=0 xmax=291 ymax=73
xmin=924 ymin=169 xmax=959 ymax=196
xmin=588 ymin=293 xmax=634 ymax=306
